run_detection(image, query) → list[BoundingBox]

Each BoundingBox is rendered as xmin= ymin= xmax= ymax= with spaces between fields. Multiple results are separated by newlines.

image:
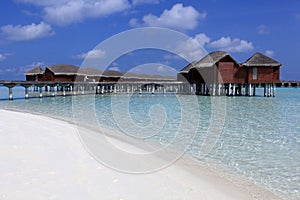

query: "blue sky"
xmin=0 ymin=0 xmax=299 ymax=80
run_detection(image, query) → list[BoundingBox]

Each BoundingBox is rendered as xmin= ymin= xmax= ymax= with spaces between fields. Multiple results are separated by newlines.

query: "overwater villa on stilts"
xmin=178 ymin=51 xmax=282 ymax=97
xmin=0 ymin=51 xmax=285 ymax=100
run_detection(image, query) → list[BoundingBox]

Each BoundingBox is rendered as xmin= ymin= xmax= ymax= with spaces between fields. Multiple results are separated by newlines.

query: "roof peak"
xmin=242 ymin=52 xmax=282 ymax=67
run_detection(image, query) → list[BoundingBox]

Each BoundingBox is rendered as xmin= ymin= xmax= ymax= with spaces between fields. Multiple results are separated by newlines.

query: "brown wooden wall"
xmin=247 ymin=67 xmax=278 ymax=83
xmin=273 ymin=67 xmax=280 ymax=83
xmin=26 ymin=74 xmax=44 ymax=81
xmin=100 ymin=77 xmax=121 ymax=82
xmin=218 ymin=62 xmax=234 ymax=83
xmin=26 ymin=75 xmax=37 ymax=81
xmin=217 ymin=61 xmax=247 ymax=84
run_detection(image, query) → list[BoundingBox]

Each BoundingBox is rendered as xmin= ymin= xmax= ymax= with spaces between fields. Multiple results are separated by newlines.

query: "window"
xmin=253 ymin=67 xmax=258 ymax=80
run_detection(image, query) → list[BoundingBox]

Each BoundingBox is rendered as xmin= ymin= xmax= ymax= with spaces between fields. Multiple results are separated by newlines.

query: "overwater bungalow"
xmin=20 ymin=51 xmax=283 ymax=98
xmin=177 ymin=51 xmax=282 ymax=96
xmin=177 ymin=51 xmax=247 ymax=84
xmin=43 ymin=64 xmax=80 ymax=82
xmin=242 ymin=52 xmax=282 ymax=84
xmin=25 ymin=66 xmax=45 ymax=82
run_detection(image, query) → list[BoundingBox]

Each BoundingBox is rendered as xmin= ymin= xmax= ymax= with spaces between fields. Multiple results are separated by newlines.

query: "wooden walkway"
xmin=0 ymin=80 xmax=299 ymax=100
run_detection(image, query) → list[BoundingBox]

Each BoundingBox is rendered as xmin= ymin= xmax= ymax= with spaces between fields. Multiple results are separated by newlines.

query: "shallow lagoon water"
xmin=0 ymin=88 xmax=299 ymax=199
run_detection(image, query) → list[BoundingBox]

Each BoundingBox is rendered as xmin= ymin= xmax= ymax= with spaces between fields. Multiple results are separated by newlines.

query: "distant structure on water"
xmin=0 ymin=51 xmax=289 ymax=100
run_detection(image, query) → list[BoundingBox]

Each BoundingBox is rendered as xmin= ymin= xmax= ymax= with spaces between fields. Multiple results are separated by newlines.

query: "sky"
xmin=0 ymin=0 xmax=299 ymax=80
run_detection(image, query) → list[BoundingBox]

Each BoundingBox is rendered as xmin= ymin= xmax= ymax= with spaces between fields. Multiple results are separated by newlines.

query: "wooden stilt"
xmin=39 ymin=87 xmax=43 ymax=98
xmin=25 ymin=87 xmax=29 ymax=99
xmin=9 ymin=87 xmax=13 ymax=100
xmin=249 ymin=84 xmax=252 ymax=97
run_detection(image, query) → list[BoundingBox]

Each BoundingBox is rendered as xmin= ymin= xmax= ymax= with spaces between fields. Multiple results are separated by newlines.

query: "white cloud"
xmin=208 ymin=37 xmax=254 ymax=53
xmin=194 ymin=33 xmax=211 ymax=47
xmin=111 ymin=62 xmax=119 ymax=67
xmin=157 ymin=65 xmax=167 ymax=72
xmin=257 ymin=24 xmax=269 ymax=35
xmin=265 ymin=50 xmax=275 ymax=57
xmin=73 ymin=49 xmax=106 ymax=59
xmin=163 ymin=54 xmax=181 ymax=60
xmin=173 ymin=33 xmax=210 ymax=61
xmin=0 ymin=53 xmax=12 ymax=62
xmin=108 ymin=66 xmax=120 ymax=71
xmin=129 ymin=18 xmax=140 ymax=27
xmin=21 ymin=61 xmax=46 ymax=73
xmin=15 ymin=0 xmax=70 ymax=7
xmin=131 ymin=3 xmax=206 ymax=30
xmin=132 ymin=0 xmax=159 ymax=5
xmin=17 ymin=0 xmax=130 ymax=26
xmin=0 ymin=22 xmax=54 ymax=41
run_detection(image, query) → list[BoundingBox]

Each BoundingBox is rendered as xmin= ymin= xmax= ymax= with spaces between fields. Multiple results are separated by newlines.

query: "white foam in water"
xmin=0 ymin=88 xmax=299 ymax=199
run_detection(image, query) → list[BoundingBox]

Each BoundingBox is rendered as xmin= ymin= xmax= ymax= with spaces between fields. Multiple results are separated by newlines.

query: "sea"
xmin=0 ymin=86 xmax=299 ymax=199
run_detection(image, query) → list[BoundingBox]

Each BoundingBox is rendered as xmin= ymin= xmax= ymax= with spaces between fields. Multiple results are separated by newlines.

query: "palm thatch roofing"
xmin=121 ymin=72 xmax=176 ymax=81
xmin=25 ymin=66 xmax=44 ymax=75
xmin=242 ymin=52 xmax=282 ymax=67
xmin=77 ymin=68 xmax=103 ymax=76
xmin=102 ymin=70 xmax=124 ymax=77
xmin=180 ymin=51 xmax=238 ymax=73
xmin=46 ymin=64 xmax=80 ymax=75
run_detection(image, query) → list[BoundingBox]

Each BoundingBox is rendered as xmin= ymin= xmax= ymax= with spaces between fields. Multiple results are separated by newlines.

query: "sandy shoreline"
xmin=0 ymin=109 xmax=281 ymax=200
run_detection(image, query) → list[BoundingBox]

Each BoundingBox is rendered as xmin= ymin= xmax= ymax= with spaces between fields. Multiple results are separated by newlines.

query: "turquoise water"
xmin=0 ymin=88 xmax=299 ymax=199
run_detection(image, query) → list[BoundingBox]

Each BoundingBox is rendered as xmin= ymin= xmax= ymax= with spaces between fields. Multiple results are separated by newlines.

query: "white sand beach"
xmin=0 ymin=109 xmax=280 ymax=200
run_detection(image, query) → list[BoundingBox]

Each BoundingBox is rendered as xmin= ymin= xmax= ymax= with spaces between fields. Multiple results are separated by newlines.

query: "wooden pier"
xmin=0 ymin=81 xmax=191 ymax=100
xmin=0 ymin=80 xmax=298 ymax=100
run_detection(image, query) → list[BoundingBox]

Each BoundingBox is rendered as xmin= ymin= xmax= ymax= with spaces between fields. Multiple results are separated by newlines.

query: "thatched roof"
xmin=78 ymin=68 xmax=103 ymax=76
xmin=180 ymin=51 xmax=238 ymax=73
xmin=102 ymin=70 xmax=124 ymax=77
xmin=242 ymin=52 xmax=282 ymax=67
xmin=46 ymin=64 xmax=80 ymax=75
xmin=25 ymin=66 xmax=44 ymax=75
xmin=121 ymin=72 xmax=176 ymax=81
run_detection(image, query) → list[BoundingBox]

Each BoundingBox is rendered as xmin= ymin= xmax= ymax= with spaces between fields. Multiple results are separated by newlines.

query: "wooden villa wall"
xmin=100 ymin=77 xmax=121 ymax=82
xmin=247 ymin=67 xmax=278 ymax=83
xmin=44 ymin=70 xmax=55 ymax=81
xmin=26 ymin=74 xmax=44 ymax=82
xmin=43 ymin=69 xmax=81 ymax=82
xmin=273 ymin=67 xmax=280 ymax=83
xmin=218 ymin=62 xmax=234 ymax=83
xmin=26 ymin=75 xmax=37 ymax=82
xmin=217 ymin=58 xmax=247 ymax=84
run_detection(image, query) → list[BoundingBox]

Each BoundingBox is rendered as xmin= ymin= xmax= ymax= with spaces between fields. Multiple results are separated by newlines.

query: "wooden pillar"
xmin=233 ymin=84 xmax=236 ymax=96
xmin=249 ymin=84 xmax=252 ymax=97
xmin=212 ymin=83 xmax=216 ymax=96
xmin=39 ymin=86 xmax=43 ymax=98
xmin=253 ymin=84 xmax=256 ymax=96
xmin=8 ymin=87 xmax=13 ymax=100
xmin=273 ymin=83 xmax=276 ymax=97
xmin=24 ymin=87 xmax=29 ymax=99
xmin=51 ymin=86 xmax=55 ymax=97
